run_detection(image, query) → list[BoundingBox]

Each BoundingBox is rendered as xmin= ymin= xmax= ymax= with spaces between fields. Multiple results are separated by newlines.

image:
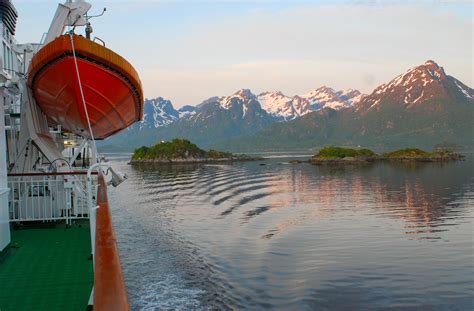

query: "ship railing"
xmin=7 ymin=171 xmax=99 ymax=224
xmin=93 ymin=174 xmax=130 ymax=310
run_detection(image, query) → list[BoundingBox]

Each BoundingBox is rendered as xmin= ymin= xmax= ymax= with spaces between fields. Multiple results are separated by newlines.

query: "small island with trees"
xmin=309 ymin=146 xmax=463 ymax=165
xmin=129 ymin=138 xmax=262 ymax=165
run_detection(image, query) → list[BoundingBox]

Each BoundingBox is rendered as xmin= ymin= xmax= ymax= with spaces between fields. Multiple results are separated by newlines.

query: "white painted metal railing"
xmin=7 ymin=172 xmax=98 ymax=224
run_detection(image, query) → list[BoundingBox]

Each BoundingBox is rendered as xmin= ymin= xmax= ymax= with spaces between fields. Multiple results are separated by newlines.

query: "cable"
xmin=68 ymin=32 xmax=99 ymax=165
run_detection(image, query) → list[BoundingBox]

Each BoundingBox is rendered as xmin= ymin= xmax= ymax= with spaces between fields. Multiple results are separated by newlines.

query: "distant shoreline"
xmin=129 ymin=156 xmax=264 ymax=165
xmin=289 ymin=147 xmax=467 ymax=165
xmin=308 ymin=154 xmax=464 ymax=165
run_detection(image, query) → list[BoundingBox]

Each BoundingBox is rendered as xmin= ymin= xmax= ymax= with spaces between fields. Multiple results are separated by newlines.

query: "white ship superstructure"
xmin=1 ymin=1 xmax=142 ymax=309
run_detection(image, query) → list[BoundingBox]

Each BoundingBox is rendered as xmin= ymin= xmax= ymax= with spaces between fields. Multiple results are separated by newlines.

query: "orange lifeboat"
xmin=28 ymin=34 xmax=143 ymax=140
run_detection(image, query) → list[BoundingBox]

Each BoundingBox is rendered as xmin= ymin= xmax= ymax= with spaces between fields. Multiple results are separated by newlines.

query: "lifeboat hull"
xmin=28 ymin=35 xmax=143 ymax=140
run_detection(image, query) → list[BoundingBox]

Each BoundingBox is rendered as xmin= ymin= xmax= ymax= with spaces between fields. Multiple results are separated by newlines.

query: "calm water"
xmin=108 ymin=154 xmax=474 ymax=310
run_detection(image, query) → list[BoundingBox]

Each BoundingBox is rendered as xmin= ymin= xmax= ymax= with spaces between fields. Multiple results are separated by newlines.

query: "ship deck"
xmin=0 ymin=221 xmax=93 ymax=311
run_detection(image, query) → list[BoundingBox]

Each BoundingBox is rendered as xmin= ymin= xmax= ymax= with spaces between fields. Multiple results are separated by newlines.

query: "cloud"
xmin=161 ymin=4 xmax=471 ymax=65
xmin=137 ymin=3 xmax=472 ymax=106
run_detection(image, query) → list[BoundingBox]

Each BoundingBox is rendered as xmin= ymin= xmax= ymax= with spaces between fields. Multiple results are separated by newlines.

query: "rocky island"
xmin=309 ymin=147 xmax=463 ymax=165
xmin=129 ymin=139 xmax=262 ymax=165
xmin=381 ymin=148 xmax=464 ymax=162
xmin=309 ymin=147 xmax=377 ymax=164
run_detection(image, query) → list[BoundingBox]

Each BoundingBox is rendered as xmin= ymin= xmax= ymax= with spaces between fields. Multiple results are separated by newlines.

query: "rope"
xmin=68 ymin=32 xmax=99 ymax=164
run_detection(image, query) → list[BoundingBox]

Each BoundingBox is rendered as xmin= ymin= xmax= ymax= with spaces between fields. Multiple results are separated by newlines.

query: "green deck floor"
xmin=0 ymin=221 xmax=93 ymax=311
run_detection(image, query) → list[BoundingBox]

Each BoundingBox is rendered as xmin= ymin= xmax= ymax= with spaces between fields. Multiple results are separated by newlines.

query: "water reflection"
xmin=110 ymin=156 xmax=474 ymax=310
xmin=129 ymin=159 xmax=473 ymax=240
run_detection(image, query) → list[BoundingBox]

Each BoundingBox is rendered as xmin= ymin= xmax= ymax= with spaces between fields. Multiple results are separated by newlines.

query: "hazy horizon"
xmin=15 ymin=0 xmax=473 ymax=108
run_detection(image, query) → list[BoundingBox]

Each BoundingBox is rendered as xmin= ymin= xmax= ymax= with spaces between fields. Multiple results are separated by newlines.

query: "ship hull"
xmin=28 ymin=35 xmax=143 ymax=139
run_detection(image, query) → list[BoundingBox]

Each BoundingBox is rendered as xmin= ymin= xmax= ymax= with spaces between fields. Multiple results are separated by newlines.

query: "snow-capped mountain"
xmin=357 ymin=60 xmax=473 ymax=111
xmin=213 ymin=87 xmax=364 ymax=122
xmin=257 ymin=91 xmax=311 ymax=121
xmin=214 ymin=60 xmax=474 ymax=152
xmin=139 ymin=97 xmax=180 ymax=129
xmin=118 ymin=59 xmax=473 ymax=133
xmin=128 ymin=87 xmax=364 ymax=132
xmin=303 ymin=86 xmax=354 ymax=110
xmin=112 ymin=89 xmax=275 ymax=149
xmin=196 ymin=89 xmax=272 ymax=124
xmin=257 ymin=87 xmax=364 ymax=121
xmin=217 ymin=89 xmax=259 ymax=116
xmin=336 ymin=89 xmax=365 ymax=104
xmin=136 ymin=98 xmax=201 ymax=130
xmin=178 ymin=105 xmax=198 ymax=118
xmin=100 ymin=60 xmax=473 ymax=152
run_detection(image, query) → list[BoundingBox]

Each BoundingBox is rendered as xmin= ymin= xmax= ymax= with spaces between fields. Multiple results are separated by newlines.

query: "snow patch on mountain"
xmin=258 ymin=91 xmax=307 ymax=121
xmin=242 ymin=103 xmax=248 ymax=118
xmin=454 ymin=80 xmax=473 ymax=99
xmin=302 ymin=86 xmax=362 ymax=110
xmin=178 ymin=105 xmax=198 ymax=118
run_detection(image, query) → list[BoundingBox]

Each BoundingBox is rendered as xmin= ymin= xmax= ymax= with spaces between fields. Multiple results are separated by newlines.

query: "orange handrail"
xmin=94 ymin=175 xmax=130 ymax=310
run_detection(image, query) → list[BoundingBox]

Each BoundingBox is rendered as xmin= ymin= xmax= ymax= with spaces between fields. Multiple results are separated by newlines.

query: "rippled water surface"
xmin=107 ymin=154 xmax=474 ymax=310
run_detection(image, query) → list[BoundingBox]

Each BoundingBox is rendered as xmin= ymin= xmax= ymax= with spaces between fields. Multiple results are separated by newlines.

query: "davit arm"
xmin=43 ymin=0 xmax=92 ymax=45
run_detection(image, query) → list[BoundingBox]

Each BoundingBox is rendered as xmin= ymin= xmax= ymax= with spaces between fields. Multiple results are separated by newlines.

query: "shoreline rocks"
xmin=381 ymin=154 xmax=464 ymax=162
xmin=309 ymin=156 xmax=376 ymax=165
xmin=307 ymin=146 xmax=464 ymax=165
xmin=308 ymin=154 xmax=464 ymax=165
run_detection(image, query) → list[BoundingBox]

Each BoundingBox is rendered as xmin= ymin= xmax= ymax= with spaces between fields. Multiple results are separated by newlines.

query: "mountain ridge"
xmin=214 ymin=60 xmax=473 ymax=152
xmin=99 ymin=60 xmax=473 ymax=152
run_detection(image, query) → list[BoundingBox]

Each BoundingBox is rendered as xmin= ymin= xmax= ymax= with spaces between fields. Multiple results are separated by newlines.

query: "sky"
xmin=14 ymin=0 xmax=473 ymax=108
